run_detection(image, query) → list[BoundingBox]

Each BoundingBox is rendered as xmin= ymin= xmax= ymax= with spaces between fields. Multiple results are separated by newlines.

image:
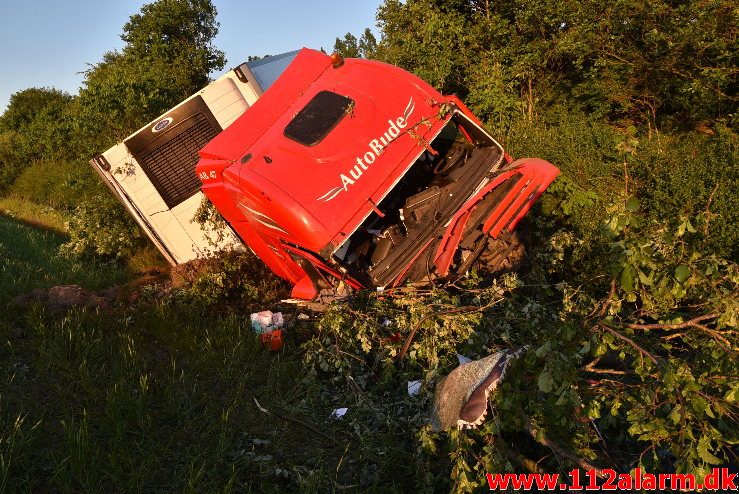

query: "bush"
xmin=631 ymin=128 xmax=738 ymax=261
xmin=0 ymin=132 xmax=21 ymax=193
xmin=9 ymin=160 xmax=102 ymax=210
xmin=166 ymin=251 xmax=289 ymax=310
xmin=61 ymin=194 xmax=144 ymax=259
xmin=500 ymin=109 xmax=621 ymax=240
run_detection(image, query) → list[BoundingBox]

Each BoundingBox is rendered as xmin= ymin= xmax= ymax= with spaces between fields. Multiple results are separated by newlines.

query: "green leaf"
xmin=691 ymin=395 xmax=709 ymax=415
xmin=724 ymin=388 xmax=737 ymax=402
xmin=620 ymin=266 xmax=635 ymax=292
xmin=538 ymin=370 xmax=554 ymax=393
xmin=675 ymin=264 xmax=690 ymax=283
xmin=638 ymin=270 xmax=653 ymax=285
xmin=626 ymin=197 xmax=640 ymax=212
xmin=697 ymin=438 xmax=722 ymax=465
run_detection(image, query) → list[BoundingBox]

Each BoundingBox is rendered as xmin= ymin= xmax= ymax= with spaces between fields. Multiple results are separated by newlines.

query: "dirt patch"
xmin=169 ymin=258 xmax=212 ymax=288
xmin=12 ymin=284 xmax=116 ymax=311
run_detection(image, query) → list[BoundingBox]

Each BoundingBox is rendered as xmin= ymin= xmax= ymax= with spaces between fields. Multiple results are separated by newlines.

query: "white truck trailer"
xmin=90 ymin=51 xmax=297 ymax=264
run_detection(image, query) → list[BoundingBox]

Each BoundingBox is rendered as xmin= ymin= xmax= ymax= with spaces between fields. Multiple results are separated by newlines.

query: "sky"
xmin=0 ymin=0 xmax=382 ymax=112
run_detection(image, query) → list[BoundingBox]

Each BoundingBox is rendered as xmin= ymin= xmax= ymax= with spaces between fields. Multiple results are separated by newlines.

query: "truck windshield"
xmin=284 ymin=90 xmax=354 ymax=146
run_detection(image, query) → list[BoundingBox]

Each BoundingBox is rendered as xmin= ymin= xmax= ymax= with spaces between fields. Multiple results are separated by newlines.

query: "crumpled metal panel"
xmin=431 ymin=347 xmax=527 ymax=431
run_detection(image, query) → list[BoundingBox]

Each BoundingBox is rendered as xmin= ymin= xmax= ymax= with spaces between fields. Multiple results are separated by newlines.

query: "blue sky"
xmin=0 ymin=0 xmax=382 ymax=112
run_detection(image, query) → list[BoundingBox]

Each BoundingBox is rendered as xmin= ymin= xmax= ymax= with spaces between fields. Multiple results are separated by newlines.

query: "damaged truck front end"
xmin=196 ymin=49 xmax=559 ymax=301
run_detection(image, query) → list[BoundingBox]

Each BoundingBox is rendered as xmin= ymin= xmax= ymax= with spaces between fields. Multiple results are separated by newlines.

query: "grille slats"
xmin=138 ymin=113 xmax=219 ymax=209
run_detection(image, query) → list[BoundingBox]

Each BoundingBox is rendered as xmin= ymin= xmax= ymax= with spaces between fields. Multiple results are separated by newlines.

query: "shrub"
xmin=9 ymin=160 xmax=102 ymax=210
xmin=61 ymin=194 xmax=144 ymax=259
xmin=631 ymin=128 xmax=738 ymax=261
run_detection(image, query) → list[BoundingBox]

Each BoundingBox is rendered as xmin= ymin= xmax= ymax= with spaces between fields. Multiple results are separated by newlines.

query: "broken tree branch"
xmin=253 ymin=397 xmax=334 ymax=441
xmin=395 ymin=299 xmax=502 ymax=362
xmin=617 ymin=313 xmax=719 ymax=331
xmin=525 ymin=419 xmax=607 ymax=478
xmin=614 ymin=314 xmax=736 ymax=355
xmin=597 ymin=324 xmax=660 ymax=366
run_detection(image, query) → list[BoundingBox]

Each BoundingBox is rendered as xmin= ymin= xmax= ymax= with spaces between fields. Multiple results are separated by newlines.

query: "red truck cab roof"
xmin=198 ymin=48 xmax=454 ymax=256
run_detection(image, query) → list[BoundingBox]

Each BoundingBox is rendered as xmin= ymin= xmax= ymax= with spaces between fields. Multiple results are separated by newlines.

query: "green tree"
xmin=334 ymin=28 xmax=378 ymax=59
xmin=334 ymin=32 xmax=361 ymax=58
xmin=76 ymin=0 xmax=226 ymax=149
xmin=0 ymin=88 xmax=77 ymax=192
xmin=0 ymin=87 xmax=72 ymax=134
xmin=372 ymin=0 xmax=737 ymax=128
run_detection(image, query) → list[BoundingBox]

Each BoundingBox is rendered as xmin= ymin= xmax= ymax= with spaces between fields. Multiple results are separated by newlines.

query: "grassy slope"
xmin=0 ymin=216 xmax=374 ymax=492
xmin=0 ymin=197 xmax=68 ymax=234
xmin=0 ymin=214 xmax=126 ymax=303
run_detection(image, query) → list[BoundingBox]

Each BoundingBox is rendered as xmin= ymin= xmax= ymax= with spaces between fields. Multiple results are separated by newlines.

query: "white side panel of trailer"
xmin=90 ymin=52 xmax=298 ymax=264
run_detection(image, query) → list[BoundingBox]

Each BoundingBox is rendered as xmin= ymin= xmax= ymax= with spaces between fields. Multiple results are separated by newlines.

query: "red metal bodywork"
xmin=196 ymin=48 xmax=559 ymax=300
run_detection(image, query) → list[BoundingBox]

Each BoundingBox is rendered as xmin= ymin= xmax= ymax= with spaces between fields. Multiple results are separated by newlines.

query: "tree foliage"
xmin=373 ymin=0 xmax=737 ymax=129
xmin=77 ymin=0 xmax=226 ymax=148
xmin=333 ymin=28 xmax=378 ymax=59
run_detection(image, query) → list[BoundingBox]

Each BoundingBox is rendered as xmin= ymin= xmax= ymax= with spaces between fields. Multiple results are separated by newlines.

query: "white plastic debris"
xmin=407 ymin=380 xmax=422 ymax=396
xmin=456 ymin=353 xmax=472 ymax=365
xmin=271 ymin=312 xmax=284 ymax=327
xmin=249 ymin=310 xmax=284 ymax=333
xmin=331 ymin=407 xmax=348 ymax=419
xmin=297 ymin=313 xmax=310 ymax=321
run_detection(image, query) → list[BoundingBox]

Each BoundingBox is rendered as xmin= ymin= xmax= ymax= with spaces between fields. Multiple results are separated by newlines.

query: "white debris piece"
xmin=271 ymin=312 xmax=284 ymax=327
xmin=407 ymin=380 xmax=422 ymax=396
xmin=331 ymin=407 xmax=348 ymax=419
xmin=249 ymin=310 xmax=285 ymax=333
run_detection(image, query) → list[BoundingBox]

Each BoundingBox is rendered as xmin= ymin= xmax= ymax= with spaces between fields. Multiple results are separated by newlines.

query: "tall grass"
xmin=0 ymin=214 xmax=126 ymax=304
xmin=1 ymin=302 xmax=349 ymax=492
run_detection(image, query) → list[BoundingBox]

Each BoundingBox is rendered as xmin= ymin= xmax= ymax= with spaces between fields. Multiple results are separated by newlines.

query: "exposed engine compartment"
xmin=333 ymin=115 xmax=505 ymax=286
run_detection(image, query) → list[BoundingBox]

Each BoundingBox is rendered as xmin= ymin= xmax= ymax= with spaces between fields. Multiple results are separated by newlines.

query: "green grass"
xmin=0 ymin=305 xmax=344 ymax=492
xmin=0 ymin=218 xmax=399 ymax=492
xmin=0 ymin=197 xmax=68 ymax=234
xmin=0 ymin=214 xmax=126 ymax=304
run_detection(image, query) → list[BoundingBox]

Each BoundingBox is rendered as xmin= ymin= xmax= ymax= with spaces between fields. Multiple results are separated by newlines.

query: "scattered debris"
xmin=250 ymin=310 xmax=284 ymax=333
xmin=430 ymin=347 xmax=527 ymax=431
xmin=259 ymin=329 xmax=284 ymax=352
xmin=250 ymin=310 xmax=285 ymax=351
xmin=407 ymin=380 xmax=422 ymax=396
xmin=297 ymin=313 xmax=310 ymax=321
xmin=331 ymin=408 xmax=348 ymax=419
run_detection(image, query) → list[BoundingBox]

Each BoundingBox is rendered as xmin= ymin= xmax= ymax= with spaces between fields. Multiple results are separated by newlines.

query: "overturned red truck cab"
xmin=196 ymin=49 xmax=559 ymax=301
